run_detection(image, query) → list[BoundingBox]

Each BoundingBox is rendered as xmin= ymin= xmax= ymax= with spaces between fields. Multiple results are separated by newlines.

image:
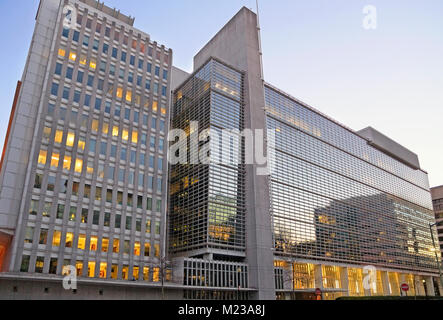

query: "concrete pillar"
xmin=340 ymin=267 xmax=349 ymax=296
xmin=425 ymin=276 xmax=436 ymax=296
xmin=381 ymin=271 xmax=391 ymax=296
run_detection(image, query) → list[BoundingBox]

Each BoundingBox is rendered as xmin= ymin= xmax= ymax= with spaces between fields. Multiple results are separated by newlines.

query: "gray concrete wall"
xmin=357 ymin=126 xmax=421 ymax=170
xmin=0 ymin=277 xmax=182 ymax=300
xmin=193 ymin=7 xmax=275 ymax=300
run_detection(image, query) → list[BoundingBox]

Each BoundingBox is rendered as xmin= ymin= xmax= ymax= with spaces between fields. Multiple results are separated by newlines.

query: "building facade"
xmin=0 ymin=0 xmax=175 ymax=298
xmin=0 ymin=2 xmax=441 ymax=300
xmin=431 ymin=186 xmax=443 ymax=260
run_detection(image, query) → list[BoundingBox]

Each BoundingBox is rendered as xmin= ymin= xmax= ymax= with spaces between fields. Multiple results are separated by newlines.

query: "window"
xmin=115 ymin=214 xmax=121 ymax=229
xmin=24 ymin=227 xmax=34 ymax=244
xmin=88 ymin=262 xmax=96 ymax=278
xmin=155 ymin=221 xmax=161 ymax=235
xmin=121 ymin=51 xmax=127 ymax=62
xmin=74 ymin=158 xmax=83 ymax=173
xmin=65 ymin=232 xmax=74 ymax=248
xmin=130 ymin=55 xmax=135 ymax=65
xmin=156 ymin=199 xmax=162 ymax=212
xmin=95 ymin=97 xmax=102 ymax=111
xmin=74 ymin=90 xmax=81 ymax=103
xmin=83 ymin=35 xmax=89 ymax=47
xmin=52 ymin=230 xmax=61 ymax=247
xmin=146 ymin=197 xmax=152 ymax=211
xmin=78 ymin=234 xmax=86 ymax=250
xmin=51 ymin=152 xmax=60 ymax=168
xmin=132 ymin=130 xmax=138 ymax=144
xmin=66 ymin=131 xmax=75 ymax=147
xmin=155 ymin=66 xmax=160 ymax=77
xmin=103 ymin=43 xmax=109 ymax=54
xmin=147 ymin=63 xmax=152 ymax=73
xmin=80 ymin=55 xmax=87 ymax=65
xmin=93 ymin=210 xmax=100 ymax=225
xmin=51 ymin=82 xmax=59 ymax=96
xmin=112 ymin=47 xmax=118 ymax=58
xmin=95 ymin=186 xmax=102 ymax=200
xmin=54 ymin=131 xmax=63 ymax=144
xmin=63 ymin=155 xmax=71 ymax=170
xmin=20 ymin=255 xmax=30 ymax=272
xmin=162 ymin=86 xmax=167 ymax=97
xmin=38 ymin=150 xmax=47 ymax=165
xmin=84 ymin=94 xmax=91 ymax=107
xmin=73 ymin=30 xmax=79 ymax=42
xmin=69 ymin=51 xmax=77 ymax=61
xmin=69 ymin=206 xmax=76 ymax=221
xmin=55 ymin=63 xmax=62 ymax=75
xmin=35 ymin=257 xmax=44 ymax=273
xmin=89 ymin=139 xmax=96 ymax=153
xmin=87 ymin=75 xmax=94 ymax=87
xmin=90 ymin=236 xmax=98 ymax=251
xmin=150 ymin=137 xmax=156 ymax=149
xmin=81 ymin=208 xmax=88 ymax=223
xmin=62 ymin=86 xmax=70 ymax=100
xmin=144 ymin=243 xmax=150 ymax=256
xmin=126 ymin=216 xmax=132 ymax=230
xmin=134 ymin=242 xmax=140 ymax=256
xmin=77 ymin=71 xmax=84 ymax=83
xmin=163 ymin=70 xmax=168 ymax=80
xmin=58 ymin=48 xmax=66 ymax=57
xmin=102 ymin=238 xmax=109 ymax=252
xmin=93 ymin=39 xmax=99 ymax=51
xmin=56 ymin=204 xmax=64 ymax=219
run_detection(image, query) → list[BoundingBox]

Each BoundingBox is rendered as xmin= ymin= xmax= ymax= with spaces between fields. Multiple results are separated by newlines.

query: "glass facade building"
xmin=169 ymin=59 xmax=246 ymax=257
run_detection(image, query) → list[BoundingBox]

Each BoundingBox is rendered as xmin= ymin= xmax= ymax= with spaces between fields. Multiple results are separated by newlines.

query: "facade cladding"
xmin=169 ymin=59 xmax=246 ymax=256
xmin=431 ymin=186 xmax=443 ymax=258
xmin=265 ymin=84 xmax=440 ymax=299
xmin=0 ymin=0 xmax=173 ymax=289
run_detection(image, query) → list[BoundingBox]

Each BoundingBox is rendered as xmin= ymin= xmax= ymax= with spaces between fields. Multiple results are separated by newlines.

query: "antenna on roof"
xmin=256 ymin=0 xmax=264 ymax=81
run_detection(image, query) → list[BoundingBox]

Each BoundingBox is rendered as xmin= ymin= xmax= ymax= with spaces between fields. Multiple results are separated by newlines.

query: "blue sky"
xmin=0 ymin=0 xmax=442 ymax=187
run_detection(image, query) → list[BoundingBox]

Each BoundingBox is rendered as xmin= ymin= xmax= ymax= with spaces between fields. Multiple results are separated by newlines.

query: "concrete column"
xmin=314 ymin=264 xmax=323 ymax=290
xmin=340 ymin=267 xmax=349 ymax=296
xmin=381 ymin=271 xmax=391 ymax=296
xmin=425 ymin=276 xmax=436 ymax=296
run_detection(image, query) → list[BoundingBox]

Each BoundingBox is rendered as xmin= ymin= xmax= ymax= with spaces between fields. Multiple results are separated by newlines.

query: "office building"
xmin=0 ymin=0 xmax=176 ymax=299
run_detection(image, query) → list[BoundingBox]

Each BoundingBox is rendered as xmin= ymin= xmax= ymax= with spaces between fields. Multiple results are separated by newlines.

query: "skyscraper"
xmin=0 ymin=0 xmax=175 ymax=299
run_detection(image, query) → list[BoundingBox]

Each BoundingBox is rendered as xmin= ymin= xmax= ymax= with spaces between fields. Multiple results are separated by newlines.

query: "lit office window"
xmin=52 ymin=230 xmax=61 ymax=247
xmin=51 ymin=153 xmax=60 ymax=168
xmin=78 ymin=234 xmax=86 ymax=250
xmin=38 ymin=150 xmax=47 ymax=165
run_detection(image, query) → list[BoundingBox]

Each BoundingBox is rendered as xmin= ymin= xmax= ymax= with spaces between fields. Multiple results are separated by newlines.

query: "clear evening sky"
xmin=0 ymin=0 xmax=442 ymax=187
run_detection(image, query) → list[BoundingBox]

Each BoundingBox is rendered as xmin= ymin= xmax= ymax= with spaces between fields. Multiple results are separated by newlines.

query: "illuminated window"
xmin=112 ymin=239 xmax=119 ymax=253
xmin=122 ymin=128 xmax=129 ymax=141
xmin=76 ymin=261 xmax=83 ymax=277
xmin=133 ymin=266 xmax=139 ymax=280
xmin=58 ymin=48 xmax=66 ymax=57
xmin=161 ymin=106 xmax=166 ymax=115
xmin=152 ymin=101 xmax=158 ymax=113
xmin=132 ymin=130 xmax=138 ymax=144
xmin=66 ymin=131 xmax=75 ymax=147
xmin=89 ymin=59 xmax=97 ymax=70
xmin=111 ymin=265 xmax=118 ymax=279
xmin=116 ymin=87 xmax=123 ymax=99
xmin=99 ymin=262 xmax=107 ymax=278
xmin=52 ymin=230 xmax=61 ymax=247
xmin=102 ymin=238 xmax=109 ymax=253
xmin=69 ymin=52 xmax=77 ymax=61
xmin=144 ymin=243 xmax=150 ymax=257
xmin=42 ymin=126 xmax=51 ymax=142
xmin=86 ymin=163 xmax=94 ymax=175
xmin=143 ymin=267 xmax=149 ymax=281
xmin=112 ymin=125 xmax=119 ymax=137
xmin=78 ymin=234 xmax=86 ymax=250
xmin=102 ymin=122 xmax=109 ymax=135
xmin=79 ymin=55 xmax=87 ymax=65
xmin=38 ymin=150 xmax=47 ymax=165
xmin=134 ymin=242 xmax=141 ymax=256
xmin=126 ymin=90 xmax=132 ymax=102
xmin=78 ymin=138 xmax=85 ymax=151
xmin=74 ymin=158 xmax=83 ymax=173
xmin=90 ymin=236 xmax=98 ymax=251
xmin=51 ymin=153 xmax=60 ymax=168
xmin=63 ymin=155 xmax=71 ymax=170
xmin=88 ymin=261 xmax=96 ymax=278
xmin=54 ymin=130 xmax=63 ymax=144
xmin=65 ymin=232 xmax=74 ymax=248
xmin=154 ymin=244 xmax=160 ymax=257
xmin=153 ymin=267 xmax=160 ymax=282
xmin=122 ymin=266 xmax=129 ymax=280
xmin=92 ymin=119 xmax=99 ymax=132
